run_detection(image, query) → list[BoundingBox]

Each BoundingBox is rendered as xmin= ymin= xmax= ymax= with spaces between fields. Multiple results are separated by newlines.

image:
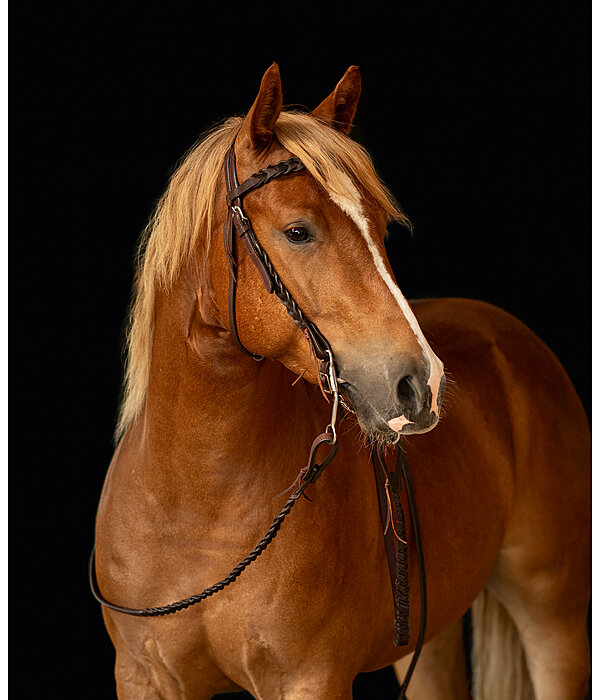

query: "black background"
xmin=12 ymin=2 xmax=589 ymax=698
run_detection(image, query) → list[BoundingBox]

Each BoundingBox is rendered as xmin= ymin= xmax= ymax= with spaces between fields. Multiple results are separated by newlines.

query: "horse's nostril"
xmin=397 ymin=375 xmax=416 ymax=403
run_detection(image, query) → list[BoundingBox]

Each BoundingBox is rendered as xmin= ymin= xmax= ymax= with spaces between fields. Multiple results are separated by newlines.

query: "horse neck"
xmin=135 ymin=270 xmax=325 ymax=504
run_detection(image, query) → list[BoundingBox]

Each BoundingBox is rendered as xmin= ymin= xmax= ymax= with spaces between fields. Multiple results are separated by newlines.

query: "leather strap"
xmin=396 ymin=444 xmax=428 ymax=698
xmin=371 ymin=444 xmax=428 ymax=697
xmin=297 ymin=428 xmax=339 ymax=488
xmin=226 ymin=156 xmax=305 ymax=202
xmin=223 ymin=148 xmax=265 ymax=360
xmin=372 ymin=447 xmax=399 ymax=592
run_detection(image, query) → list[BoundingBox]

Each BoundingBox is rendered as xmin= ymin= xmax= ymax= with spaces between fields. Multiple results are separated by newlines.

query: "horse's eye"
xmin=284 ymin=226 xmax=310 ymax=244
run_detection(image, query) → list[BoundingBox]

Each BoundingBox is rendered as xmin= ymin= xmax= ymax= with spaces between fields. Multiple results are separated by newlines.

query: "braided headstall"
xmin=90 ymin=142 xmax=426 ymax=694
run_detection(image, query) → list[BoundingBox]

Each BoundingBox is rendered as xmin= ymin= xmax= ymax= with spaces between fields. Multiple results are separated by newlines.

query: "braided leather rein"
xmin=89 ymin=141 xmax=427 ymax=694
xmin=89 ymin=443 xmax=336 ymax=617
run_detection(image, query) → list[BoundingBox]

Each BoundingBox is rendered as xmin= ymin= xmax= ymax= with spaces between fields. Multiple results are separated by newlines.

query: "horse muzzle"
xmin=338 ymin=362 xmax=445 ymax=440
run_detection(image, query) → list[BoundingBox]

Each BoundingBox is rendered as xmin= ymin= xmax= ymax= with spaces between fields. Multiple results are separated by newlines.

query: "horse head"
xmin=205 ymin=64 xmax=446 ymax=440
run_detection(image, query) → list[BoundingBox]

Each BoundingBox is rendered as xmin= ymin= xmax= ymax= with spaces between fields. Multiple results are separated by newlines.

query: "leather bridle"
xmin=222 ymin=140 xmax=343 ymax=477
xmin=89 ymin=140 xmax=427 ymax=697
xmin=223 ymin=143 xmax=337 ymax=396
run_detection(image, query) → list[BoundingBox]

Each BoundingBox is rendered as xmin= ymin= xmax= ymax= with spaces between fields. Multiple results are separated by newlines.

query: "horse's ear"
xmin=239 ymin=63 xmax=283 ymax=152
xmin=312 ymin=66 xmax=361 ymax=134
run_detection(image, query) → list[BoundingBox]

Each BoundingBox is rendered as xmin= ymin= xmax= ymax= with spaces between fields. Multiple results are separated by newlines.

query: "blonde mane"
xmin=116 ymin=111 xmax=409 ymax=439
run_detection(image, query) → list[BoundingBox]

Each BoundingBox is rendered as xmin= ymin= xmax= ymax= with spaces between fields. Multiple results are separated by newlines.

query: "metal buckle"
xmin=323 ymin=350 xmax=339 ymax=445
xmin=320 ymin=369 xmax=334 ymax=394
xmin=230 ymin=204 xmax=248 ymax=224
xmin=320 ymin=350 xmax=339 ymax=396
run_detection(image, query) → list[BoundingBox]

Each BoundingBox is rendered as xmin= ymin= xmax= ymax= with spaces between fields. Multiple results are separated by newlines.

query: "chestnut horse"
xmin=93 ymin=64 xmax=590 ymax=699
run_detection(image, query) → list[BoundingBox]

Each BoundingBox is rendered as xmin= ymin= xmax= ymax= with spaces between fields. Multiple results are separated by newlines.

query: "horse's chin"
xmin=339 ymin=383 xmax=439 ymax=443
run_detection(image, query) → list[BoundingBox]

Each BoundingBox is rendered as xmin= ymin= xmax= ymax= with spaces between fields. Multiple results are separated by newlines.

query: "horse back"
xmin=412 ymin=296 xmax=589 ymax=468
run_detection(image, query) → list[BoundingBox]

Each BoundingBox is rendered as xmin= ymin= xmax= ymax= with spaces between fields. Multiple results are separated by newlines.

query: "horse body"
xmin=96 ymin=293 xmax=589 ymax=698
xmin=94 ymin=65 xmax=590 ymax=698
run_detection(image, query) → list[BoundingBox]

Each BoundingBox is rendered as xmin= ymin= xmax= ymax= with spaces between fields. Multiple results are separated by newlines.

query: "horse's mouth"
xmin=339 ymin=381 xmax=439 ymax=442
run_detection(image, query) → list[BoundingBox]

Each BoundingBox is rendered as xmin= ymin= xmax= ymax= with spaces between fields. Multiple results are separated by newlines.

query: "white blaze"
xmin=328 ymin=176 xmax=444 ymax=418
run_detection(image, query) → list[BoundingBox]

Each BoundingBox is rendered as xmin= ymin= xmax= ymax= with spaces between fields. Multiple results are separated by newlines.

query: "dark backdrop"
xmin=12 ymin=2 xmax=589 ymax=698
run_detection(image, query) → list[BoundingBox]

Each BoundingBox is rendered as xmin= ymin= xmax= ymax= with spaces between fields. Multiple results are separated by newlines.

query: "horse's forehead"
xmin=325 ymin=178 xmax=388 ymax=245
xmin=255 ymin=166 xmax=386 ymax=238
xmin=237 ymin=142 xmax=385 ymax=231
xmin=326 ymin=174 xmax=382 ymax=235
